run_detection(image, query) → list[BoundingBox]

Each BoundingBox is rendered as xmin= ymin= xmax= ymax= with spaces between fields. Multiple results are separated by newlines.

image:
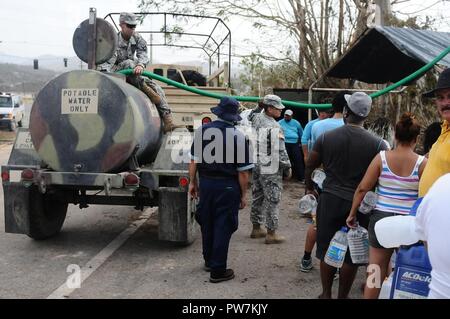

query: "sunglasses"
xmin=126 ymin=24 xmax=136 ymax=29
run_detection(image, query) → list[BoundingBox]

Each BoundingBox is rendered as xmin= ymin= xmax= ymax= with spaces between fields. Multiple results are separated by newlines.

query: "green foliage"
xmin=160 ymin=25 xmax=185 ymax=44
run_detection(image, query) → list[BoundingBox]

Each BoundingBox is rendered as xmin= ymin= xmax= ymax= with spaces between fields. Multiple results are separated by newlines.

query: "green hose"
xmin=370 ymin=45 xmax=450 ymax=98
xmin=118 ymin=45 xmax=450 ymax=109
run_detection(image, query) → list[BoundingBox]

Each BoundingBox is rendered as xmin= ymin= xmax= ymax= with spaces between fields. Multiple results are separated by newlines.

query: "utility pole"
xmin=374 ymin=0 xmax=392 ymax=26
xmin=149 ymin=33 xmax=153 ymax=65
xmin=374 ymin=1 xmax=392 ymax=117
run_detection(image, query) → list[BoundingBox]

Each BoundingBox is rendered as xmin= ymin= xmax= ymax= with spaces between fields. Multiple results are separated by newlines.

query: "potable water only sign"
xmin=61 ymin=88 xmax=99 ymax=114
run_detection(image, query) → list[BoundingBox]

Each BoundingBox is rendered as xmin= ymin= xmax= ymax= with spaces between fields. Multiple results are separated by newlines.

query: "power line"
xmin=394 ymin=0 xmax=444 ymax=16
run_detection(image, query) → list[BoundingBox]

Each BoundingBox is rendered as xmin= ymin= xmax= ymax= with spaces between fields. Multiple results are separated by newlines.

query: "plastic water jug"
xmin=347 ymin=224 xmax=369 ymax=264
xmin=311 ymin=168 xmax=326 ymax=189
xmin=374 ymin=215 xmax=420 ymax=248
xmin=324 ymin=227 xmax=348 ymax=268
xmin=359 ymin=191 xmax=377 ymax=214
xmin=390 ymin=244 xmax=431 ymax=299
xmin=298 ymin=194 xmax=317 ymax=216
xmin=409 ymin=197 xmax=423 ymax=217
xmin=379 ymin=273 xmax=394 ymax=299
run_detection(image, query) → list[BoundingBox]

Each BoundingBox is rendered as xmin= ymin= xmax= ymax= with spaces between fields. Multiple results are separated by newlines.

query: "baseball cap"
xmin=285 ymin=109 xmax=293 ymax=116
xmin=119 ymin=12 xmax=138 ymax=26
xmin=344 ymin=92 xmax=372 ymax=118
xmin=262 ymin=94 xmax=284 ymax=110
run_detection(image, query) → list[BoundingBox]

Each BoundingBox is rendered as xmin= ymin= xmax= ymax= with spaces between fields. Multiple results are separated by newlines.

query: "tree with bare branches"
xmin=138 ymin=0 xmax=378 ymax=87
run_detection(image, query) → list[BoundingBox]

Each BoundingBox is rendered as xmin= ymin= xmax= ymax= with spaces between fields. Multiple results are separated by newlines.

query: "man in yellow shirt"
xmin=419 ymin=68 xmax=450 ymax=196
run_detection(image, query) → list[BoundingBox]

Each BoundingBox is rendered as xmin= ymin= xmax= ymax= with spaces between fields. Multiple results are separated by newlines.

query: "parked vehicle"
xmin=0 ymin=92 xmax=24 ymax=131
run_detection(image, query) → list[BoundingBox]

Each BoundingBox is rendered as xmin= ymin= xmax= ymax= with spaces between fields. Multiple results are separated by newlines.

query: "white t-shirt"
xmin=415 ymin=173 xmax=450 ymax=299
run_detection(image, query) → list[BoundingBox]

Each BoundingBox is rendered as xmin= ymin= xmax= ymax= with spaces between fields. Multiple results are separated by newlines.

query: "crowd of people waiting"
xmin=188 ymin=68 xmax=450 ymax=298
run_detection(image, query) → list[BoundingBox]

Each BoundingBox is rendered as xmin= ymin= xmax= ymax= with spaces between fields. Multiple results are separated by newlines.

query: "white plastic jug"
xmin=379 ymin=273 xmax=394 ymax=299
xmin=311 ymin=168 xmax=326 ymax=189
xmin=298 ymin=194 xmax=317 ymax=215
xmin=347 ymin=225 xmax=369 ymax=264
xmin=374 ymin=215 xmax=420 ymax=248
xmin=359 ymin=191 xmax=377 ymax=214
xmin=324 ymin=227 xmax=348 ymax=268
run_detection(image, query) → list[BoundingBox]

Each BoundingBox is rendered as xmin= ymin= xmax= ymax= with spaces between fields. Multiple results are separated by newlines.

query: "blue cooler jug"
xmin=390 ymin=243 xmax=432 ymax=299
xmin=390 ymin=198 xmax=431 ymax=299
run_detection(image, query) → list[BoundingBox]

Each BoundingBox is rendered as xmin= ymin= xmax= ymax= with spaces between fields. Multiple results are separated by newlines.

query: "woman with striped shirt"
xmin=346 ymin=113 xmax=427 ymax=299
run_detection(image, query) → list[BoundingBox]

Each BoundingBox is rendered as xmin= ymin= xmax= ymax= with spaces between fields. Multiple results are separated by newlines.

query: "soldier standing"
xmin=249 ymin=94 xmax=291 ymax=244
xmin=99 ymin=12 xmax=176 ymax=132
xmin=189 ymin=97 xmax=254 ymax=283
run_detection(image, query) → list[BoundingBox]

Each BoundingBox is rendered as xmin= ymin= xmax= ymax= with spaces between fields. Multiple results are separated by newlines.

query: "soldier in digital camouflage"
xmin=99 ymin=12 xmax=176 ymax=132
xmin=248 ymin=94 xmax=291 ymax=244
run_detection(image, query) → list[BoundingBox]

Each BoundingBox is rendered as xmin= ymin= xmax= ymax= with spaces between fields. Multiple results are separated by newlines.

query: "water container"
xmin=409 ymin=197 xmax=423 ymax=217
xmin=379 ymin=273 xmax=394 ymax=299
xmin=390 ymin=244 xmax=432 ymax=299
xmin=298 ymin=194 xmax=317 ymax=216
xmin=359 ymin=191 xmax=378 ymax=214
xmin=324 ymin=227 xmax=348 ymax=268
xmin=311 ymin=168 xmax=326 ymax=189
xmin=347 ymin=224 xmax=369 ymax=264
xmin=374 ymin=215 xmax=420 ymax=248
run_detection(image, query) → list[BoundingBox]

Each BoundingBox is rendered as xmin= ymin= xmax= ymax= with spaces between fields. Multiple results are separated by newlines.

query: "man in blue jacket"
xmin=189 ymin=97 xmax=254 ymax=283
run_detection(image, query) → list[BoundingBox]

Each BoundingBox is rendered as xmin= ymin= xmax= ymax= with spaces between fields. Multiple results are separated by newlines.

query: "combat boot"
xmin=141 ymin=82 xmax=162 ymax=105
xmin=250 ymin=224 xmax=267 ymax=238
xmin=162 ymin=113 xmax=178 ymax=133
xmin=265 ymin=230 xmax=285 ymax=244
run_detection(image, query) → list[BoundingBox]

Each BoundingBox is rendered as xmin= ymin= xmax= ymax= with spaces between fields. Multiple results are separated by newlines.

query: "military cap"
xmin=119 ymin=12 xmax=138 ymax=25
xmin=262 ymin=94 xmax=284 ymax=110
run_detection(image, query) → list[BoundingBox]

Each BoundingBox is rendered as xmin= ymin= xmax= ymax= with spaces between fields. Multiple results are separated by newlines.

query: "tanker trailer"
xmin=1 ymin=68 xmax=198 ymax=243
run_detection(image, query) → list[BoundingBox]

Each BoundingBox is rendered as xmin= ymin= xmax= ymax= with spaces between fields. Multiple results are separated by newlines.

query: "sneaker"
xmin=299 ymin=257 xmax=313 ymax=272
xmin=210 ymin=269 xmax=235 ymax=283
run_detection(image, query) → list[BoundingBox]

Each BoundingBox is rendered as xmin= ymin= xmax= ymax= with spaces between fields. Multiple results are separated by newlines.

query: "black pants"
xmin=196 ymin=177 xmax=240 ymax=271
xmin=285 ymin=142 xmax=305 ymax=181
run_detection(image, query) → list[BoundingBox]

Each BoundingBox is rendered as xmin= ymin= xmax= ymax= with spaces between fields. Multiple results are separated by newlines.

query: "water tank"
xmin=29 ymin=70 xmax=162 ymax=173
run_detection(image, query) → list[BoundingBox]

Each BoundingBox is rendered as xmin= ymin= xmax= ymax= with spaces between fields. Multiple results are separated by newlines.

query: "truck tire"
xmin=8 ymin=120 xmax=16 ymax=131
xmin=169 ymin=70 xmax=207 ymax=86
xmin=28 ymin=187 xmax=68 ymax=240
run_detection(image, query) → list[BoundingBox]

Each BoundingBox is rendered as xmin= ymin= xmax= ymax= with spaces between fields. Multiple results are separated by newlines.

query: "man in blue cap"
xmin=189 ymin=97 xmax=254 ymax=283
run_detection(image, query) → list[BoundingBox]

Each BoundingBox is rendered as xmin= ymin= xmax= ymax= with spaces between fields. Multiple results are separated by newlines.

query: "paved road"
xmin=0 ymin=142 xmax=365 ymax=299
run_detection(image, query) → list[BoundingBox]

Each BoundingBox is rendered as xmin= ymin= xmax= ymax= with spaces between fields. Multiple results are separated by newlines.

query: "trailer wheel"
xmin=8 ymin=120 xmax=16 ymax=131
xmin=28 ymin=187 xmax=68 ymax=240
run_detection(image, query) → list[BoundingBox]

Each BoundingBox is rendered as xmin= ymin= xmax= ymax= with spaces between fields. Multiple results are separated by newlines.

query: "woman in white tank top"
xmin=346 ymin=113 xmax=427 ymax=299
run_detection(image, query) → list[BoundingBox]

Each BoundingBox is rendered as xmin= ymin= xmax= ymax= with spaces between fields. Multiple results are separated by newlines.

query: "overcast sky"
xmin=0 ymin=0 xmax=448 ymax=62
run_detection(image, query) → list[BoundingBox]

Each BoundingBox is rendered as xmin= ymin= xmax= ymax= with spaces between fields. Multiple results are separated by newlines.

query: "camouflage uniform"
xmin=98 ymin=32 xmax=171 ymax=117
xmin=250 ymin=111 xmax=291 ymax=231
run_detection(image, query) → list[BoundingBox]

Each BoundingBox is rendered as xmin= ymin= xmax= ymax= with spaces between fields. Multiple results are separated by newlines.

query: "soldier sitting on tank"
xmin=98 ymin=12 xmax=176 ymax=132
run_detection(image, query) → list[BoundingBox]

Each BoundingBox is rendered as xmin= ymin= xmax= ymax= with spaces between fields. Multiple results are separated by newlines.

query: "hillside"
xmin=0 ymin=63 xmax=58 ymax=94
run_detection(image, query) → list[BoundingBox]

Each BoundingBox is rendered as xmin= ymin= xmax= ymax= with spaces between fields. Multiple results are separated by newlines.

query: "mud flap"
xmin=158 ymin=187 xmax=198 ymax=244
xmin=3 ymin=184 xmax=31 ymax=234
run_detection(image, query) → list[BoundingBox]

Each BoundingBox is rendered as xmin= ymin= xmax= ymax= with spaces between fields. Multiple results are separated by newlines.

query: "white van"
xmin=0 ymin=93 xmax=24 ymax=131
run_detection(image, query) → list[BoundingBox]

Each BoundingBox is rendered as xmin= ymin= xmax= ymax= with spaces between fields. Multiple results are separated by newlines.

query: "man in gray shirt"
xmin=305 ymin=92 xmax=388 ymax=299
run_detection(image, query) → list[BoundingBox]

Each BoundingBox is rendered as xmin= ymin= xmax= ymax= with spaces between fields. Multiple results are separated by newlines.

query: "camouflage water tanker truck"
xmin=1 ymin=12 xmax=198 ymax=243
